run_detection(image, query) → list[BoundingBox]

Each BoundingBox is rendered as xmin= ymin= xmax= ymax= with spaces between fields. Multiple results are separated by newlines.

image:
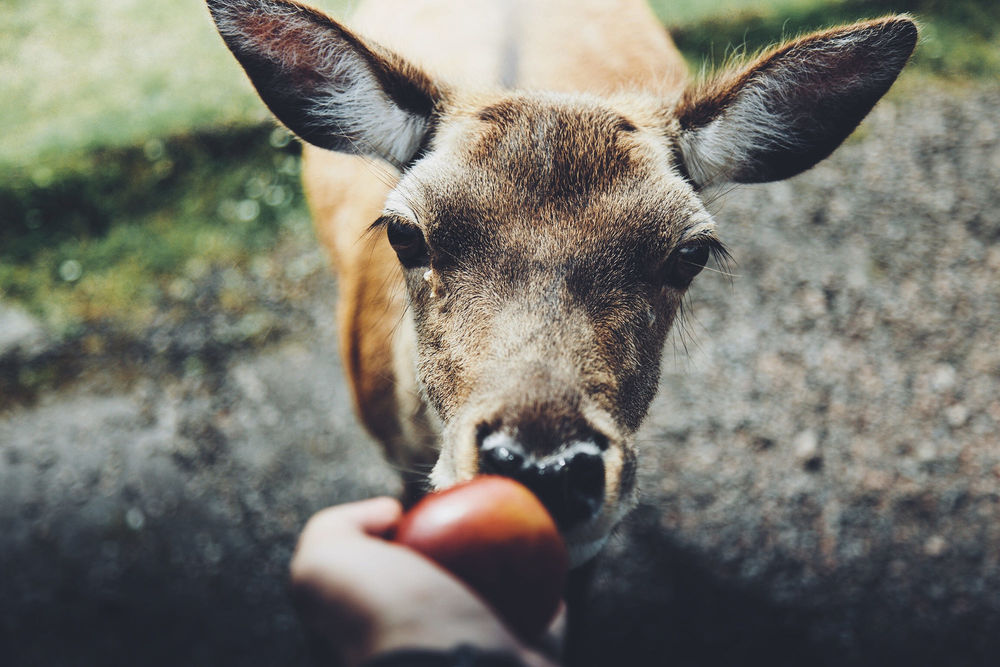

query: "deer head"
xmin=207 ymin=0 xmax=916 ymax=563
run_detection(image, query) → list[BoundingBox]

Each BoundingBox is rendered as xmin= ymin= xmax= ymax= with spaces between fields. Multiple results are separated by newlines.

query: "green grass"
xmin=2 ymin=0 xmax=995 ymax=171
xmin=1 ymin=0 xmax=997 ymax=339
xmin=0 ymin=0 xmax=345 ymax=335
xmin=0 ymin=0 xmax=350 ymax=170
xmin=0 ymin=126 xmax=307 ymax=335
xmin=650 ymin=0 xmax=825 ymax=25
xmin=658 ymin=0 xmax=1000 ymax=79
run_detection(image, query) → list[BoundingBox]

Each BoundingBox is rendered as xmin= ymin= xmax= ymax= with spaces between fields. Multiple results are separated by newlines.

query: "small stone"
xmin=794 ymin=429 xmax=819 ymax=460
xmin=168 ymin=278 xmax=196 ymax=301
xmin=0 ymin=303 xmax=51 ymax=358
xmin=59 ymin=259 xmax=83 ymax=282
xmin=945 ymin=404 xmax=969 ymax=428
xmin=793 ymin=430 xmax=823 ymax=472
xmin=800 ymin=288 xmax=826 ymax=318
xmin=924 ymin=535 xmax=948 ymax=557
xmin=125 ymin=507 xmax=145 ymax=531
xmin=916 ymin=442 xmax=938 ymax=462
xmin=930 ymin=364 xmax=957 ymax=392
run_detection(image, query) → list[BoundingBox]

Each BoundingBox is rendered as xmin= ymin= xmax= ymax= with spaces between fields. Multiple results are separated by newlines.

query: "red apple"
xmin=394 ymin=475 xmax=569 ymax=639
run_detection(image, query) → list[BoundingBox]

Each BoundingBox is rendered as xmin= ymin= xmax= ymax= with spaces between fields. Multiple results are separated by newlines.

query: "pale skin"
xmin=289 ymin=497 xmax=561 ymax=667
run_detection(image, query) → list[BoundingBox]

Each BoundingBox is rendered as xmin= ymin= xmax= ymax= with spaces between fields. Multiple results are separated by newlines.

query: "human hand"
xmin=289 ymin=497 xmax=561 ymax=667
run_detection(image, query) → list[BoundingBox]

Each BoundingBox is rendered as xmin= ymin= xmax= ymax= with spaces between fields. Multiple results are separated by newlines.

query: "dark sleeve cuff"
xmin=362 ymin=644 xmax=529 ymax=667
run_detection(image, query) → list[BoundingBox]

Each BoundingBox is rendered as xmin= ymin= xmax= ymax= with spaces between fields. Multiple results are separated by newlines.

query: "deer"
xmin=206 ymin=0 xmax=917 ymax=567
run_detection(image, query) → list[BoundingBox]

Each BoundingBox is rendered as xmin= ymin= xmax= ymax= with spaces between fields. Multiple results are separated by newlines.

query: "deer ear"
xmin=676 ymin=16 xmax=917 ymax=187
xmin=207 ymin=0 xmax=443 ymax=167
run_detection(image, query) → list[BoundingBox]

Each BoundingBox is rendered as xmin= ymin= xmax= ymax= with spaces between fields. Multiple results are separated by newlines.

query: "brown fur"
xmin=301 ymin=0 xmax=690 ymax=512
xmin=207 ymin=0 xmax=917 ymax=562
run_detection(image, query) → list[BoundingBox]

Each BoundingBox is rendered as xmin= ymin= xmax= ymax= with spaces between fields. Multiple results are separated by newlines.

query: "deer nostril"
xmin=479 ymin=432 xmax=528 ymax=477
xmin=526 ymin=446 xmax=605 ymax=528
xmin=564 ymin=449 xmax=605 ymax=522
xmin=478 ymin=431 xmax=605 ymax=529
xmin=539 ymin=446 xmax=604 ymax=528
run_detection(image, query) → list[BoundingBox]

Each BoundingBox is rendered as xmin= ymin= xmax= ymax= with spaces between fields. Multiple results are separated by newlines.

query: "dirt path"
xmin=2 ymin=83 xmax=1000 ymax=666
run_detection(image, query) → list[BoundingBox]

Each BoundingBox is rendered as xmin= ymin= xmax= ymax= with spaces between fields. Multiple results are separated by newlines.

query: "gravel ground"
xmin=2 ymin=82 xmax=999 ymax=666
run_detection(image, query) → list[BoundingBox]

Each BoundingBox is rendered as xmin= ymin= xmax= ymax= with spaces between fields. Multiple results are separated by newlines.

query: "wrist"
xmin=367 ymin=605 xmax=521 ymax=660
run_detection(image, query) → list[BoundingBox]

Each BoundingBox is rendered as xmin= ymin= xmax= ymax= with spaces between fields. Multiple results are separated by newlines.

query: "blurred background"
xmin=2 ymin=0 xmax=999 ymax=665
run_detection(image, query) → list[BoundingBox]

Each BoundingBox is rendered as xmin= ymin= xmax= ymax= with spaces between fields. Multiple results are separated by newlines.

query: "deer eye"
xmin=663 ymin=242 xmax=711 ymax=289
xmin=386 ymin=218 xmax=429 ymax=268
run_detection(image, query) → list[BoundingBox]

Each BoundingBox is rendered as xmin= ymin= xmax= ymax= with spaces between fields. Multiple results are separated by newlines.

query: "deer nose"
xmin=478 ymin=431 xmax=605 ymax=528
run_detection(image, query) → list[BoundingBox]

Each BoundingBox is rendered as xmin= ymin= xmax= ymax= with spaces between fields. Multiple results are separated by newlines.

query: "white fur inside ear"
xmin=679 ymin=83 xmax=800 ymax=187
xmin=679 ymin=30 xmax=873 ymax=187
xmin=211 ymin=0 xmax=428 ymax=167
xmin=309 ymin=50 xmax=429 ymax=166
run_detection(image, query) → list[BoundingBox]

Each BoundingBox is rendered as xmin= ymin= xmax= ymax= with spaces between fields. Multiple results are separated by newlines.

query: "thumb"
xmin=300 ymin=497 xmax=404 ymax=547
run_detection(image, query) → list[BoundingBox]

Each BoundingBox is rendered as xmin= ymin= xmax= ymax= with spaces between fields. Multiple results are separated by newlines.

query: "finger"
xmin=532 ymin=601 xmax=567 ymax=661
xmin=290 ymin=497 xmax=405 ymax=612
xmin=547 ymin=602 xmax=567 ymax=636
xmin=304 ymin=497 xmax=404 ymax=542
xmin=338 ymin=496 xmax=404 ymax=537
xmin=519 ymin=648 xmax=562 ymax=667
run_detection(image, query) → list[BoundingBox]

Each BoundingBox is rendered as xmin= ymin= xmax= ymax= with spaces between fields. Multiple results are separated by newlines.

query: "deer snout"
xmin=477 ymin=430 xmax=605 ymax=529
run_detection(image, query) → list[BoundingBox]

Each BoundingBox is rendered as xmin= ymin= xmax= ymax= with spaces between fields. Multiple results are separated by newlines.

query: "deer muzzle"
xmin=478 ymin=429 xmax=606 ymax=529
